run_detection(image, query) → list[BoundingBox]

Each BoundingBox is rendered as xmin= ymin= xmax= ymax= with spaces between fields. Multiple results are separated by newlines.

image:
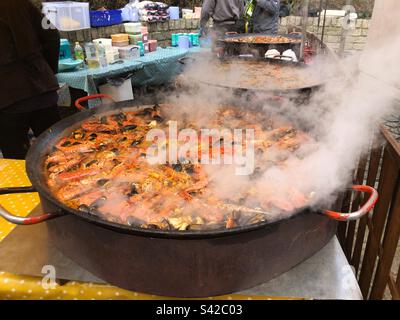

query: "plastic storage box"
xmin=42 ymin=1 xmax=90 ymax=31
xmin=111 ymin=34 xmax=129 ymax=47
xmin=129 ymin=34 xmax=143 ymax=45
xmin=90 ymin=10 xmax=122 ymax=27
xmin=118 ymin=46 xmax=140 ymax=59
xmin=124 ymin=22 xmax=142 ymax=34
xmin=92 ymin=38 xmax=113 ymax=47
xmin=121 ymin=6 xmax=139 ymax=22
xmin=182 ymin=9 xmax=194 ymax=19
xmin=168 ymin=7 xmax=180 ymax=20
xmin=111 ymin=34 xmax=129 ymax=42
xmin=106 ymin=47 xmax=120 ymax=64
xmin=148 ymin=40 xmax=158 ymax=52
xmin=112 ymin=41 xmax=130 ymax=47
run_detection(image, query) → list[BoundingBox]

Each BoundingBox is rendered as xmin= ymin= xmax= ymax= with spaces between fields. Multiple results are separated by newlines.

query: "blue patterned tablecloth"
xmin=56 ymin=47 xmax=201 ymax=107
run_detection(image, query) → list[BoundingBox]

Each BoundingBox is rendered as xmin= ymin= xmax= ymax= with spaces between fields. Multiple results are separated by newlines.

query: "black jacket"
xmin=0 ymin=0 xmax=60 ymax=110
xmin=253 ymin=0 xmax=280 ymax=34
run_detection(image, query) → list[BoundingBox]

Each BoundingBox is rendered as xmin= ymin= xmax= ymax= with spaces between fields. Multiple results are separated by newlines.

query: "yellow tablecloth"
xmin=0 ymin=159 xmax=291 ymax=300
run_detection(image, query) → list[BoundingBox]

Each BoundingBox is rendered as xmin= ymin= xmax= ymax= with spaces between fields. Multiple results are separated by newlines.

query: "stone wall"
xmin=279 ymin=16 xmax=370 ymax=53
xmin=59 ymin=16 xmax=369 ymax=53
xmin=59 ymin=19 xmax=200 ymax=48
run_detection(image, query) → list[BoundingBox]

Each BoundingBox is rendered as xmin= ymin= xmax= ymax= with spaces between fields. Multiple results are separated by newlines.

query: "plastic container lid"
xmin=111 ymin=34 xmax=129 ymax=42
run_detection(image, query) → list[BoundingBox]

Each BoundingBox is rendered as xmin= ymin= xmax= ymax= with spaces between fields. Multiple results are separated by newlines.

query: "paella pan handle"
xmin=74 ymin=94 xmax=114 ymax=111
xmin=178 ymin=56 xmax=196 ymax=65
xmin=323 ymin=185 xmax=378 ymax=221
xmin=0 ymin=187 xmax=63 ymax=225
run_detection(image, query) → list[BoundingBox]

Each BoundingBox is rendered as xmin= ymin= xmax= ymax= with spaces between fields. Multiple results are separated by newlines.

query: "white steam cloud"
xmin=166 ymin=36 xmax=400 ymax=220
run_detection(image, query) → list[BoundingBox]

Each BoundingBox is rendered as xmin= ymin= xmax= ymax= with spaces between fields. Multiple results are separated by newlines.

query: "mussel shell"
xmin=113 ymin=113 xmax=127 ymax=122
xmin=110 ymin=148 xmax=119 ymax=155
xmin=122 ymin=125 xmax=138 ymax=132
xmin=85 ymin=159 xmax=98 ymax=167
xmin=46 ymin=162 xmax=57 ymax=169
xmin=100 ymin=116 xmax=108 ymax=124
xmin=127 ymin=183 xmax=139 ymax=196
xmin=90 ymin=197 xmax=107 ymax=209
xmin=172 ymin=163 xmax=183 ymax=172
xmin=153 ymin=115 xmax=164 ymax=122
xmin=131 ymin=137 xmax=144 ymax=147
xmin=61 ymin=140 xmax=72 ymax=147
xmin=97 ymin=179 xmax=109 ymax=186
xmin=99 ymin=130 xmax=117 ymax=135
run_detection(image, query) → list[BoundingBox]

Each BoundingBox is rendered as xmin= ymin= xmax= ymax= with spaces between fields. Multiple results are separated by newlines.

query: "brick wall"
xmin=59 ymin=16 xmax=369 ymax=53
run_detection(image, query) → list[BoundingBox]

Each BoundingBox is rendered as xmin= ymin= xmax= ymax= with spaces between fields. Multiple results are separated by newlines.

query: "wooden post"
xmin=300 ymin=0 xmax=310 ymax=61
xmin=338 ymin=0 xmax=353 ymax=56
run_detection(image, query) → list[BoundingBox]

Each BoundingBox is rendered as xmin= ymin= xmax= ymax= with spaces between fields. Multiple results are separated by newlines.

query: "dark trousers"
xmin=210 ymin=20 xmax=245 ymax=52
xmin=0 ymin=106 xmax=60 ymax=159
xmin=211 ymin=20 xmax=245 ymax=39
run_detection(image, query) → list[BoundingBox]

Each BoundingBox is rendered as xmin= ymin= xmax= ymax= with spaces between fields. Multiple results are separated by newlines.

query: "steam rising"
xmin=164 ymin=38 xmax=400 ymax=218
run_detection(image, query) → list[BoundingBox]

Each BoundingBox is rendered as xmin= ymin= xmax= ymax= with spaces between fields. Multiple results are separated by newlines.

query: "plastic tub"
xmin=182 ymin=9 xmax=193 ymax=19
xmin=93 ymin=38 xmax=112 ymax=47
xmin=190 ymin=33 xmax=200 ymax=46
xmin=90 ymin=10 xmax=122 ymax=27
xmin=124 ymin=22 xmax=142 ymax=34
xmin=141 ymin=26 xmax=149 ymax=34
xmin=129 ymin=34 xmax=143 ymax=45
xmin=148 ymin=40 xmax=158 ymax=52
xmin=111 ymin=34 xmax=129 ymax=42
xmin=121 ymin=6 xmax=139 ymax=22
xmin=42 ymin=1 xmax=90 ymax=31
xmin=194 ymin=7 xmax=202 ymax=19
xmin=112 ymin=40 xmax=130 ymax=47
xmin=171 ymin=34 xmax=179 ymax=47
xmin=168 ymin=6 xmax=180 ymax=20
xmin=178 ymin=35 xmax=190 ymax=49
xmin=118 ymin=46 xmax=140 ymax=59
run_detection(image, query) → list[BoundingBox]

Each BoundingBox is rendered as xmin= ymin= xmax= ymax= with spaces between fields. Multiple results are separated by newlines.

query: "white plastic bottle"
xmin=97 ymin=41 xmax=108 ymax=68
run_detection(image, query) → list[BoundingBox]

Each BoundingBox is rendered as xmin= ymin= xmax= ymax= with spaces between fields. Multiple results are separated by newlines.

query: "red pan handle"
xmin=75 ymin=94 xmax=114 ymax=111
xmin=323 ymin=185 xmax=378 ymax=221
xmin=0 ymin=187 xmax=63 ymax=225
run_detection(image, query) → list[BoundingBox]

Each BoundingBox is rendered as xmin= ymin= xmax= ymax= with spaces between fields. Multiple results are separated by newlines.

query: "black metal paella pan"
xmin=217 ymin=33 xmax=303 ymax=58
xmin=179 ymin=55 xmax=324 ymax=94
xmin=0 ymin=97 xmax=378 ymax=297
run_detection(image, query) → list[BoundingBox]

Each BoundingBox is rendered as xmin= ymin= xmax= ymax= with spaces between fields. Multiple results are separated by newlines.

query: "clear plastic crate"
xmin=42 ymin=2 xmax=90 ymax=31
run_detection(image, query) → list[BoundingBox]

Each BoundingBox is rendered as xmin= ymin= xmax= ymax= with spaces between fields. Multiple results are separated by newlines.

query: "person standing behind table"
xmin=200 ymin=0 xmax=245 ymax=39
xmin=0 ymin=0 xmax=61 ymax=160
xmin=253 ymin=0 xmax=280 ymax=34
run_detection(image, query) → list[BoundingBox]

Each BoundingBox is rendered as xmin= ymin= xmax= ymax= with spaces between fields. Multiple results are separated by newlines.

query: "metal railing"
xmin=338 ymin=125 xmax=400 ymax=300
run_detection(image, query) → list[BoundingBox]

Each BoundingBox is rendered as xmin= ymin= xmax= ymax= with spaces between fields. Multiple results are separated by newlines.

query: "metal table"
xmin=0 ymin=214 xmax=362 ymax=300
xmin=0 ymin=159 xmax=362 ymax=299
